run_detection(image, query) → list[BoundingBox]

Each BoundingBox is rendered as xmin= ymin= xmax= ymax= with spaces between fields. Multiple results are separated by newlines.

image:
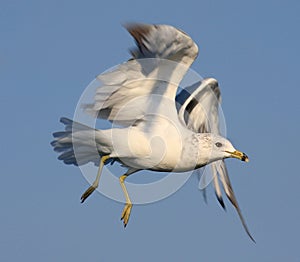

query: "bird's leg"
xmin=80 ymin=155 xmax=110 ymax=203
xmin=119 ymin=174 xmax=132 ymax=227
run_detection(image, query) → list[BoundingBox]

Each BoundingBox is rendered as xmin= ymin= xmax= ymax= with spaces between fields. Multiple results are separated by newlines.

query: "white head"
xmin=198 ymin=134 xmax=249 ymax=164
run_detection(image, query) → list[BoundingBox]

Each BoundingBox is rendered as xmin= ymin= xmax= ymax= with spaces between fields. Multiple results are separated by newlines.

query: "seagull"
xmin=51 ymin=23 xmax=254 ymax=241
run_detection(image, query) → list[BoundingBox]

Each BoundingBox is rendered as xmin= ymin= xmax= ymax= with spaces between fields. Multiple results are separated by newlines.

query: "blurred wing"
xmin=176 ymin=78 xmax=255 ymax=242
xmin=217 ymin=163 xmax=255 ymax=242
xmin=84 ymin=23 xmax=198 ymax=126
xmin=176 ymin=78 xmax=225 ymax=204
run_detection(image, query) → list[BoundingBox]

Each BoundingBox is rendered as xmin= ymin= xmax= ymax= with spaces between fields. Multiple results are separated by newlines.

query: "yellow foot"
xmin=121 ymin=203 xmax=132 ymax=228
xmin=80 ymin=186 xmax=96 ymax=203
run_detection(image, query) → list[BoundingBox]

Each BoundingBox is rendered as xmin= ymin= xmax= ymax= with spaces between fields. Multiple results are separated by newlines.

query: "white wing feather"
xmin=176 ymin=78 xmax=255 ymax=242
xmin=84 ymin=24 xmax=198 ymax=126
xmin=176 ymin=78 xmax=225 ymax=205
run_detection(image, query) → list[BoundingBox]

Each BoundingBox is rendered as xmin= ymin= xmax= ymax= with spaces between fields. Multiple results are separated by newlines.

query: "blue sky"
xmin=1 ymin=0 xmax=300 ymax=261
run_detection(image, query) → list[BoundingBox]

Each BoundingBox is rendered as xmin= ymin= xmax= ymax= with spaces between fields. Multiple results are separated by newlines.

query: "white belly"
xmin=110 ymin=124 xmax=199 ymax=172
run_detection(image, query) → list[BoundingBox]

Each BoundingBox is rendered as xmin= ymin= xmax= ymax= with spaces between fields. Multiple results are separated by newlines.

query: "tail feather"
xmin=51 ymin=117 xmax=112 ymax=166
xmin=53 ymin=131 xmax=71 ymax=138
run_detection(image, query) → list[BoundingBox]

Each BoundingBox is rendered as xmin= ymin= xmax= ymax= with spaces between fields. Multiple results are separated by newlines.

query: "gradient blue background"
xmin=1 ymin=0 xmax=299 ymax=261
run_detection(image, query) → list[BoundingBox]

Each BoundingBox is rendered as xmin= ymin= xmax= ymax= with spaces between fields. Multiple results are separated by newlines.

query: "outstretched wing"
xmin=176 ymin=78 xmax=255 ymax=242
xmin=84 ymin=23 xmax=198 ymax=126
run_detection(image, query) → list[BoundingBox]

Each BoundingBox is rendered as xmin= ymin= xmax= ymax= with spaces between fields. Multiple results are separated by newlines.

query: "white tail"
xmin=51 ymin=117 xmax=113 ymax=166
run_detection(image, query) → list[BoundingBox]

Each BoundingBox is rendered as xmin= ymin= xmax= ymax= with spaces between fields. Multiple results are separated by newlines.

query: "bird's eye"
xmin=215 ymin=142 xmax=222 ymax=148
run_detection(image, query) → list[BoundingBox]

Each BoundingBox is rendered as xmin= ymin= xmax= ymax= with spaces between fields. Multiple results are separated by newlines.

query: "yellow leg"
xmin=80 ymin=155 xmax=110 ymax=203
xmin=119 ymin=174 xmax=132 ymax=228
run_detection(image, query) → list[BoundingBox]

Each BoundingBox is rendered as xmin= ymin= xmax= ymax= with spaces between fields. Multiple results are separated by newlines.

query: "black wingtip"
xmin=80 ymin=196 xmax=86 ymax=204
xmin=249 ymin=234 xmax=256 ymax=243
xmin=244 ymin=224 xmax=256 ymax=243
xmin=202 ymin=188 xmax=208 ymax=204
xmin=227 ymin=193 xmax=256 ymax=243
xmin=215 ymin=193 xmax=226 ymax=211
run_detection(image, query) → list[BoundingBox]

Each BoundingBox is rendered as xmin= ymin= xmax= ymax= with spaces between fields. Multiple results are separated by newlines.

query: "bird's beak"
xmin=226 ymin=150 xmax=249 ymax=162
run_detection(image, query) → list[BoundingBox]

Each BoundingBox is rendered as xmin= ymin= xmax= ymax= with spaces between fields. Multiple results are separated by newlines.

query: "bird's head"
xmin=199 ymin=134 xmax=249 ymax=163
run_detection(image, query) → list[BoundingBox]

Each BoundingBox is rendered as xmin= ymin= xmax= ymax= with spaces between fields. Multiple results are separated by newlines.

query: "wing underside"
xmin=176 ymin=78 xmax=255 ymax=242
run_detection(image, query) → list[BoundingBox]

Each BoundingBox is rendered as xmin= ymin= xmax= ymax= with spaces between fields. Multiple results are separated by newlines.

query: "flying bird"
xmin=51 ymin=23 xmax=254 ymax=241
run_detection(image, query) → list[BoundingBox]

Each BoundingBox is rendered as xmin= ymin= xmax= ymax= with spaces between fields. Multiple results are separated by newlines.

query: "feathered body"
xmin=51 ymin=23 xmax=254 ymax=241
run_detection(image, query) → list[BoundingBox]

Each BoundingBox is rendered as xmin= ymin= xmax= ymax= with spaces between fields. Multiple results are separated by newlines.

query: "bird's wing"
xmin=176 ymin=78 xmax=255 ymax=242
xmin=177 ymin=78 xmax=221 ymax=134
xmin=84 ymin=23 xmax=198 ymax=126
xmin=176 ymin=78 xmax=225 ymax=204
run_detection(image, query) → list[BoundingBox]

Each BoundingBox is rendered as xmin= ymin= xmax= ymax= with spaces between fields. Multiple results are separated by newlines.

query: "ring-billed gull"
xmin=51 ymin=23 xmax=254 ymax=241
